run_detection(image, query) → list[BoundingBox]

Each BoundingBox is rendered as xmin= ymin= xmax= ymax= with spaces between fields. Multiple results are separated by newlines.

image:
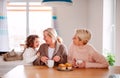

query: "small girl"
xmin=23 ymin=35 xmax=40 ymax=65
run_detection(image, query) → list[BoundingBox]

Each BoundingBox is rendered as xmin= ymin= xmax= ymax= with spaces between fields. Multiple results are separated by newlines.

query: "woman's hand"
xmin=72 ymin=58 xmax=77 ymax=67
xmin=76 ymin=61 xmax=86 ymax=68
xmin=53 ymin=56 xmax=61 ymax=62
xmin=72 ymin=58 xmax=86 ymax=68
xmin=41 ymin=56 xmax=48 ymax=63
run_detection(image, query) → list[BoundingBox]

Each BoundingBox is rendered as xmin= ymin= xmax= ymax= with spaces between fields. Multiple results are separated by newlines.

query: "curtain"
xmin=52 ymin=8 xmax=59 ymax=34
xmin=0 ymin=0 xmax=9 ymax=52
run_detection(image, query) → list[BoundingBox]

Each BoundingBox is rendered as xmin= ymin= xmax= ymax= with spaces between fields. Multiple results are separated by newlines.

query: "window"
xmin=103 ymin=0 xmax=116 ymax=55
xmin=7 ymin=2 xmax=52 ymax=51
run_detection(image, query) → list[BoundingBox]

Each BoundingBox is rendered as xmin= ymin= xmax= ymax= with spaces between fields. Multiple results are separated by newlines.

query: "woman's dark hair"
xmin=26 ymin=35 xmax=39 ymax=48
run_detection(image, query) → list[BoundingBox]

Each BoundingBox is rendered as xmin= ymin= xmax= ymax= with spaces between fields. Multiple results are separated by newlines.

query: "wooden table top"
xmin=2 ymin=65 xmax=120 ymax=78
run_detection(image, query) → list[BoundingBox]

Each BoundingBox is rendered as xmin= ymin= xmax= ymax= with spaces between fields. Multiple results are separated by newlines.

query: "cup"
xmin=46 ymin=60 xmax=54 ymax=68
xmin=76 ymin=59 xmax=83 ymax=65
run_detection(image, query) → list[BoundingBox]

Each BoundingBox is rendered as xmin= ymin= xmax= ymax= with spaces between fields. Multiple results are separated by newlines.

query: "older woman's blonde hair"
xmin=75 ymin=29 xmax=91 ymax=45
xmin=43 ymin=28 xmax=62 ymax=43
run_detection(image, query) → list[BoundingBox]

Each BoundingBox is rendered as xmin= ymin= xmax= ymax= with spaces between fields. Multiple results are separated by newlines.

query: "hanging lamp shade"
xmin=42 ymin=0 xmax=73 ymax=6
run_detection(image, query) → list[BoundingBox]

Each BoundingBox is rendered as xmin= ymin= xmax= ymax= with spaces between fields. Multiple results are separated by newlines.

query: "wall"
xmin=87 ymin=0 xmax=103 ymax=53
xmin=115 ymin=0 xmax=120 ymax=66
xmin=0 ymin=0 xmax=10 ymax=52
xmin=54 ymin=0 xmax=88 ymax=47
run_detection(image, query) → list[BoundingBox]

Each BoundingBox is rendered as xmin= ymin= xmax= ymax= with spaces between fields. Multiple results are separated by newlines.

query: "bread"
xmin=65 ymin=63 xmax=72 ymax=70
xmin=58 ymin=63 xmax=72 ymax=70
xmin=58 ymin=64 xmax=66 ymax=70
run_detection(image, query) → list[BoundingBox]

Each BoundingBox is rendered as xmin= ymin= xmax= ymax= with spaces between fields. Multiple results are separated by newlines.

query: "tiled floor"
xmin=0 ymin=65 xmax=16 ymax=77
xmin=0 ymin=56 xmax=23 ymax=77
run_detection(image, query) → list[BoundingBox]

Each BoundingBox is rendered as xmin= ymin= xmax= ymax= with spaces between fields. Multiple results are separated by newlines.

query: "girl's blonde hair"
xmin=75 ymin=29 xmax=91 ymax=45
xmin=43 ymin=28 xmax=62 ymax=43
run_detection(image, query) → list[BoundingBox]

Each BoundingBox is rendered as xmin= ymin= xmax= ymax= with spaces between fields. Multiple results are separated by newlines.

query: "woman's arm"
xmin=55 ymin=44 xmax=67 ymax=64
xmin=85 ymin=50 xmax=109 ymax=68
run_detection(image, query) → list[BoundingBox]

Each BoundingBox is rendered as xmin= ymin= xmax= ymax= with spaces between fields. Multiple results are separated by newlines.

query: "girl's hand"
xmin=36 ymin=52 xmax=40 ymax=57
xmin=53 ymin=56 xmax=61 ymax=62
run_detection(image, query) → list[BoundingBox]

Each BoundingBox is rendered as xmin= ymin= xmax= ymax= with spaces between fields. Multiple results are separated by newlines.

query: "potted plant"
xmin=106 ymin=53 xmax=115 ymax=66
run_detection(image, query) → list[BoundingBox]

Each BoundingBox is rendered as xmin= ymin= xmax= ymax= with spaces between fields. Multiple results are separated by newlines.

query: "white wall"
xmin=54 ymin=0 xmax=88 ymax=47
xmin=115 ymin=0 xmax=120 ymax=66
xmin=87 ymin=0 xmax=103 ymax=53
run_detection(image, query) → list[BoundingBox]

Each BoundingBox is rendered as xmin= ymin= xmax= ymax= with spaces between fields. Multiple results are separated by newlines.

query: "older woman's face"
xmin=73 ymin=35 xmax=84 ymax=46
xmin=43 ymin=31 xmax=53 ymax=44
xmin=72 ymin=36 xmax=80 ymax=46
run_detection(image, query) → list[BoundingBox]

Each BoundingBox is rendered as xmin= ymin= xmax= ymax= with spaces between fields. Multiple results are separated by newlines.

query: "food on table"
xmin=65 ymin=63 xmax=72 ymax=70
xmin=58 ymin=64 xmax=66 ymax=70
xmin=58 ymin=63 xmax=72 ymax=70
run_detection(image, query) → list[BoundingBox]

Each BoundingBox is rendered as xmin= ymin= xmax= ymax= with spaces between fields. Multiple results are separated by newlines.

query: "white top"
xmin=48 ymin=47 xmax=55 ymax=59
xmin=23 ymin=48 xmax=38 ymax=65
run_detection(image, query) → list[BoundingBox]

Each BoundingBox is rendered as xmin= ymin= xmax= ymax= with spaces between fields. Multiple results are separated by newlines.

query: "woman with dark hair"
xmin=23 ymin=35 xmax=40 ymax=65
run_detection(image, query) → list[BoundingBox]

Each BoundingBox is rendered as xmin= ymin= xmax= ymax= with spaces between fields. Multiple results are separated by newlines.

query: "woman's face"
xmin=72 ymin=36 xmax=80 ymax=46
xmin=72 ymin=35 xmax=83 ymax=46
xmin=33 ymin=38 xmax=40 ymax=48
xmin=43 ymin=31 xmax=53 ymax=45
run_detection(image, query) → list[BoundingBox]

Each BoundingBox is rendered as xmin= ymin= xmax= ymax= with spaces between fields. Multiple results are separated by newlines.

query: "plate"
xmin=57 ymin=67 xmax=73 ymax=71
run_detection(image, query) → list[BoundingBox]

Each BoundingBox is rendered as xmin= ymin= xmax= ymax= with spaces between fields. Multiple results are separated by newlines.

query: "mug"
xmin=76 ymin=59 xmax=83 ymax=65
xmin=46 ymin=60 xmax=54 ymax=68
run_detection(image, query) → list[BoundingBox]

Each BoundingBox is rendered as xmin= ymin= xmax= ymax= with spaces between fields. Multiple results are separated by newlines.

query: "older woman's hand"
xmin=72 ymin=58 xmax=77 ymax=67
xmin=53 ymin=56 xmax=61 ymax=62
xmin=72 ymin=58 xmax=86 ymax=68
xmin=41 ymin=56 xmax=48 ymax=63
xmin=76 ymin=61 xmax=86 ymax=68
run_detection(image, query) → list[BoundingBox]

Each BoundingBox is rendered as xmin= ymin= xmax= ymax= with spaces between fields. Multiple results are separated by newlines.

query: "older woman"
xmin=33 ymin=28 xmax=67 ymax=66
xmin=68 ymin=29 xmax=109 ymax=68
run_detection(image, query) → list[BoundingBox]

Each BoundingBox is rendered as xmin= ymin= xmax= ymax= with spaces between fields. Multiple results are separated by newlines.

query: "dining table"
xmin=2 ymin=65 xmax=120 ymax=78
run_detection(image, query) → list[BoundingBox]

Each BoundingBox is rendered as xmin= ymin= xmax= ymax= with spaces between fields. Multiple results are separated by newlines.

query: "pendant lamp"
xmin=42 ymin=0 xmax=73 ymax=6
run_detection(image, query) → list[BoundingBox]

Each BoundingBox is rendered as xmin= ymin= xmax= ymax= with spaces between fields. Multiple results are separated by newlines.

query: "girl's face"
xmin=33 ymin=38 xmax=40 ymax=48
xmin=72 ymin=36 xmax=83 ymax=46
xmin=43 ymin=31 xmax=53 ymax=45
